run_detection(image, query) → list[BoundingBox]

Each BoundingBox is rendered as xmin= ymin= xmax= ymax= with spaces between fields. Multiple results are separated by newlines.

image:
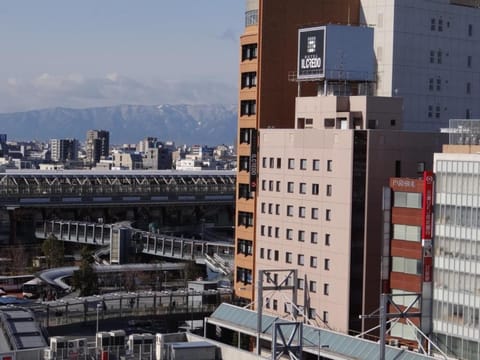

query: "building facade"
xmin=50 ymin=138 xmax=79 ymax=163
xmin=360 ymin=0 xmax=480 ymax=131
xmin=235 ymin=0 xmax=362 ymax=304
xmin=433 ymin=120 xmax=480 ymax=359
xmin=86 ymin=130 xmax=110 ymax=166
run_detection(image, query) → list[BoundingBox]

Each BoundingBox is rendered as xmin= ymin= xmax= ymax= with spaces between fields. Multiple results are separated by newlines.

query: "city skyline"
xmin=0 ymin=1 xmax=243 ymax=112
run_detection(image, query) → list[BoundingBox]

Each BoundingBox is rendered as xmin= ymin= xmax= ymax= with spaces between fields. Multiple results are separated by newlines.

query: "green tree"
xmin=72 ymin=246 xmax=99 ymax=296
xmin=41 ymin=234 xmax=64 ymax=268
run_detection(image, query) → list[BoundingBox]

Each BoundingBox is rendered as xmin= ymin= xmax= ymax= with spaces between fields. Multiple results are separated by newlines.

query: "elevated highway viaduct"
xmin=0 ymin=170 xmax=235 ymax=246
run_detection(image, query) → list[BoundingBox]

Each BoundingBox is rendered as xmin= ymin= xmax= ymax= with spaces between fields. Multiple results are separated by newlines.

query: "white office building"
xmin=433 ymin=120 xmax=480 ymax=359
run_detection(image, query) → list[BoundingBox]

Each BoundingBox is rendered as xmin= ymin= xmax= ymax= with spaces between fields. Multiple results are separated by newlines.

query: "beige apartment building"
xmin=254 ymin=95 xmax=445 ymax=333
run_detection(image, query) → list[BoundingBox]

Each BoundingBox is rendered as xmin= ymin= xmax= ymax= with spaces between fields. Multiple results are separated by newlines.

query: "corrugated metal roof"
xmin=209 ymin=304 xmax=436 ymax=360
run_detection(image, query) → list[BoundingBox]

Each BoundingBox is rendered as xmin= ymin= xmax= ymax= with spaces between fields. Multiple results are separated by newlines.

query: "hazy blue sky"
xmin=0 ymin=1 xmax=245 ymax=112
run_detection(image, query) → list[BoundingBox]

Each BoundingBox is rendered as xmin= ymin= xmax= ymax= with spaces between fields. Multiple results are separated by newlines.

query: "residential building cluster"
xmin=0 ymin=132 xmax=236 ymax=171
xmin=234 ymin=1 xmax=480 ymax=359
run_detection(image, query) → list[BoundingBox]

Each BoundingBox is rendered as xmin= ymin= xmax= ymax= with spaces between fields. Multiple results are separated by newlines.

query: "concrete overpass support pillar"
xmin=180 ymin=239 xmax=184 ymax=258
xmin=7 ymin=208 xmax=17 ymax=246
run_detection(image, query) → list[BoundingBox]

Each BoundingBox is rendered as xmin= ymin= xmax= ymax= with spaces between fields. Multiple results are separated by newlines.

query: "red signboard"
xmin=423 ymin=256 xmax=432 ymax=282
xmin=421 ymin=171 xmax=434 ymax=240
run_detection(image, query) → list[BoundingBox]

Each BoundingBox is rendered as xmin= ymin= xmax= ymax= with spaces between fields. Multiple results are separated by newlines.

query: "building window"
xmin=309 ymin=281 xmax=317 ymax=293
xmin=323 ymin=311 xmax=329 ymax=324
xmin=394 ymin=192 xmax=422 ymax=208
xmin=392 ymin=257 xmax=422 ymax=275
xmin=311 ymin=232 xmax=318 ymax=244
xmin=311 ymin=208 xmax=319 ymax=220
xmin=310 ymin=256 xmax=317 ymax=268
xmin=466 ymin=109 xmax=471 ymax=119
xmin=260 ymin=225 xmax=265 ymax=236
xmin=265 ymin=297 xmax=270 ymax=309
xmin=467 ymin=82 xmax=471 ymax=94
xmin=298 ymin=254 xmax=305 ymax=266
xmin=267 ymin=226 xmax=272 ymax=238
xmin=326 ymin=184 xmax=332 ymax=196
xmin=276 ymin=158 xmax=282 ymax=168
xmin=239 ymin=156 xmax=250 ymax=172
xmin=299 ymin=207 xmax=306 ymax=218
xmin=428 ymin=105 xmax=433 ymax=118
xmin=268 ymin=157 xmax=274 ymax=168
xmin=435 ymin=106 xmax=441 ymax=119
xmin=308 ymin=308 xmax=317 ymax=320
xmin=397 ymin=214 xmax=423 ymax=236
xmin=312 ymin=183 xmax=319 ymax=195
xmin=298 ymin=278 xmax=304 ymax=290
xmin=238 ymin=211 xmax=253 ymax=227
xmin=468 ymin=24 xmax=473 ymax=37
xmin=313 ymin=159 xmax=320 ymax=171
xmin=268 ymin=203 xmax=273 ymax=214
xmin=261 ymin=180 xmax=266 ymax=191
xmin=240 ymin=100 xmax=256 ymax=116
xmin=287 ymin=205 xmax=294 ymax=217
xmin=276 ymin=181 xmax=281 ymax=192
xmin=273 ymin=299 xmax=278 ymax=311
xmin=275 ymin=204 xmax=280 ymax=215
xmin=324 ymin=258 xmax=330 ymax=270
xmin=324 ymin=283 xmax=330 ymax=296
xmin=288 ymin=158 xmax=295 ymax=169
xmin=468 ymin=55 xmax=472 ymax=68
xmin=430 ymin=18 xmax=436 ymax=31
xmin=261 ymin=203 xmax=266 ymax=214
xmin=236 ymin=267 xmax=252 ymax=285
xmin=238 ymin=183 xmax=251 ymax=199
xmin=429 ymin=50 xmax=435 ymax=64
xmin=300 ymin=159 xmax=307 ymax=170
xmin=437 ymin=50 xmax=442 ymax=64
xmin=262 ymin=157 xmax=267 ymax=168
xmin=260 ymin=248 xmax=264 ymax=258
xmin=241 ymin=72 xmax=257 ymax=88
xmin=286 ymin=252 xmax=292 ymax=263
xmin=267 ymin=249 xmax=272 ymax=260
xmin=275 ymin=227 xmax=279 ymax=238
xmin=242 ymin=43 xmax=257 ymax=61
xmin=436 ymin=78 xmax=441 ymax=91
xmin=327 ymin=160 xmax=333 ymax=172
xmin=286 ymin=228 xmax=293 ymax=240
xmin=237 ymin=239 xmax=253 ymax=256
xmin=274 ymin=250 xmax=279 ymax=261
xmin=325 ymin=209 xmax=332 ymax=221
xmin=325 ymin=233 xmax=331 ymax=246
xmin=287 ymin=182 xmax=294 ymax=193
xmin=428 ymin=78 xmax=434 ymax=91
xmin=239 ymin=128 xmax=252 ymax=144
xmin=299 ymin=183 xmax=307 ymax=194
xmin=298 ymin=230 xmax=305 ymax=242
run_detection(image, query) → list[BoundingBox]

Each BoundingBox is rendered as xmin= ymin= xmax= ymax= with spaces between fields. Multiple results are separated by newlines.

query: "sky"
xmin=0 ymin=1 xmax=245 ymax=112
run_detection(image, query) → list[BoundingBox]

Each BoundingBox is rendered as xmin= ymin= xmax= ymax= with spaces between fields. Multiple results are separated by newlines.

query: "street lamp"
xmin=96 ymin=303 xmax=102 ymax=334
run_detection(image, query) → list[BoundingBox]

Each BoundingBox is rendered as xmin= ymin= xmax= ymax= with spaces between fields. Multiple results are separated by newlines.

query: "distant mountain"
xmin=0 ymin=104 xmax=238 ymax=145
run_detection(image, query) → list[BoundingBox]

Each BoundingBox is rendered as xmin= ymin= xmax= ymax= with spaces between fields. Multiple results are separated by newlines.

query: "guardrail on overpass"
xmin=36 ymin=220 xmax=235 ymax=267
xmin=0 ymin=170 xmax=235 ymax=207
xmin=29 ymin=290 xmax=233 ymax=329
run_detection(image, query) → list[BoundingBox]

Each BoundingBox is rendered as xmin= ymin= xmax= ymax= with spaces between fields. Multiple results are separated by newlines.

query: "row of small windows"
xmin=429 ymin=50 xmax=443 ymax=64
xmin=286 ymin=205 xmax=330 ymax=220
xmin=260 ymin=248 xmax=331 ymax=271
xmin=265 ymin=299 xmax=329 ymax=322
xmin=428 ymin=105 xmax=473 ymax=119
xmin=260 ymin=180 xmax=328 ymax=197
xmin=430 ymin=18 xmax=473 ymax=37
xmin=261 ymin=157 xmax=333 ymax=172
xmin=428 ymin=78 xmax=472 ymax=94
xmin=259 ymin=224 xmax=331 ymax=246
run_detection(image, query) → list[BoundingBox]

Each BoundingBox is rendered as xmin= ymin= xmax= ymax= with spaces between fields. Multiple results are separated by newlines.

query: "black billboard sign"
xmin=249 ymin=129 xmax=258 ymax=192
xmin=297 ymin=26 xmax=325 ymax=80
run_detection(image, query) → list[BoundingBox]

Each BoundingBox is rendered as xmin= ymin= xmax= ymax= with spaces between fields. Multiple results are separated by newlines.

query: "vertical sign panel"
xmin=297 ymin=27 xmax=325 ymax=80
xmin=249 ymin=129 xmax=258 ymax=192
